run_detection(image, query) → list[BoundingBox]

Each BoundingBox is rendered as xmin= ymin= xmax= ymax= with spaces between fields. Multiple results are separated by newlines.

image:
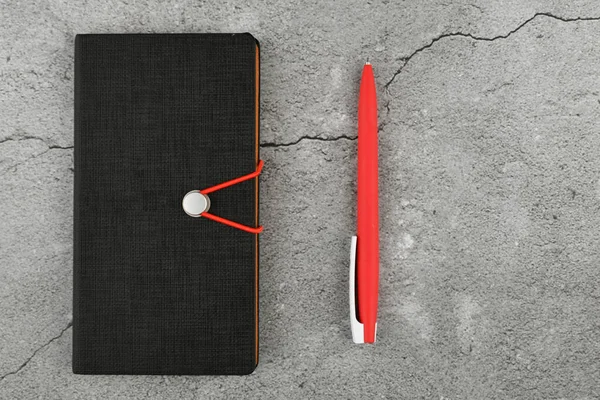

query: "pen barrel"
xmin=357 ymin=64 xmax=379 ymax=343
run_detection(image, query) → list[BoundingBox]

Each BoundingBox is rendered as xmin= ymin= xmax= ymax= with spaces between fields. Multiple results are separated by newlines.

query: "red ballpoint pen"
xmin=350 ymin=61 xmax=379 ymax=344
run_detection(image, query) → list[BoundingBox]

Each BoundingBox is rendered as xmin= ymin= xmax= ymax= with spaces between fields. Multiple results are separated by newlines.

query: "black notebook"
xmin=73 ymin=33 xmax=260 ymax=375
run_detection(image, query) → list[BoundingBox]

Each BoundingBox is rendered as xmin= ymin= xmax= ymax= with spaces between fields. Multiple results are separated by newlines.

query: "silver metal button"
xmin=182 ymin=191 xmax=211 ymax=217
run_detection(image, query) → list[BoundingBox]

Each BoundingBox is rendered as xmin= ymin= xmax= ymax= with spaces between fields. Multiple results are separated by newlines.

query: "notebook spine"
xmin=72 ymin=34 xmax=82 ymax=372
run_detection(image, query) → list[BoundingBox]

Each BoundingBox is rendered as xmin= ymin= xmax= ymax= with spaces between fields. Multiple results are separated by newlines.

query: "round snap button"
xmin=182 ymin=191 xmax=211 ymax=217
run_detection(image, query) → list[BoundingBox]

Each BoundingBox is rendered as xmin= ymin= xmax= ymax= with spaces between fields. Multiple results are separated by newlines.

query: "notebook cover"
xmin=73 ymin=33 xmax=260 ymax=375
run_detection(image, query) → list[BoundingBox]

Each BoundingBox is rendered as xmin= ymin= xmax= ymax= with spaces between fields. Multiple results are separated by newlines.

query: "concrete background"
xmin=1 ymin=0 xmax=600 ymax=398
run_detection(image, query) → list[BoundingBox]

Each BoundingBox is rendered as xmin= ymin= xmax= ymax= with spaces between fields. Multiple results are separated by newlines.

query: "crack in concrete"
xmin=0 ymin=137 xmax=73 ymax=176
xmin=261 ymin=134 xmax=357 ymax=148
xmin=0 ymin=136 xmax=73 ymax=150
xmin=0 ymin=136 xmax=45 ymax=146
xmin=264 ymin=13 xmax=600 ymax=147
xmin=384 ymin=12 xmax=600 ymax=92
xmin=0 ymin=321 xmax=72 ymax=384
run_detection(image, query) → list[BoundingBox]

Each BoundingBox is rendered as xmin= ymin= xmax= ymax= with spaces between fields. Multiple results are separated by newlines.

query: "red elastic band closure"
xmin=198 ymin=160 xmax=263 ymax=234
xmin=201 ymin=160 xmax=263 ymax=194
xmin=201 ymin=212 xmax=263 ymax=234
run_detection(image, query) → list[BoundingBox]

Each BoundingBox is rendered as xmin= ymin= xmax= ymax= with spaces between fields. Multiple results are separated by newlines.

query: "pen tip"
xmin=365 ymin=57 xmax=370 ymax=65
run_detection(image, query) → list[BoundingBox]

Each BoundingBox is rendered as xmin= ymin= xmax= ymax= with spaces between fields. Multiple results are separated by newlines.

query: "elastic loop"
xmin=196 ymin=160 xmax=264 ymax=234
xmin=201 ymin=212 xmax=263 ymax=234
xmin=201 ymin=160 xmax=264 ymax=195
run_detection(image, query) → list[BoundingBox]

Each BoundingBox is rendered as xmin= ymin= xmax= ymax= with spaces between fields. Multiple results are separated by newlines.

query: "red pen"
xmin=350 ymin=61 xmax=379 ymax=344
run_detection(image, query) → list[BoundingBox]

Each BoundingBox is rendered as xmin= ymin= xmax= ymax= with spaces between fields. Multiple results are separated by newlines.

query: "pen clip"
xmin=349 ymin=236 xmax=365 ymax=343
xmin=349 ymin=235 xmax=377 ymax=344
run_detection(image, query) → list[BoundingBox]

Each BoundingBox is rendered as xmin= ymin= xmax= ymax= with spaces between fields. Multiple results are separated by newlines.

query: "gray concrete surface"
xmin=1 ymin=0 xmax=600 ymax=398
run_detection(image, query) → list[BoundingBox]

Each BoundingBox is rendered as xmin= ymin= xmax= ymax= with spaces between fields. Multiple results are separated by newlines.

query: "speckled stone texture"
xmin=2 ymin=1 xmax=600 ymax=399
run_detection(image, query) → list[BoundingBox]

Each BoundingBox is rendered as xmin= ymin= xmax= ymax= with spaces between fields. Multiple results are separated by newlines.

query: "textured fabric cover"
xmin=73 ymin=33 xmax=259 ymax=375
